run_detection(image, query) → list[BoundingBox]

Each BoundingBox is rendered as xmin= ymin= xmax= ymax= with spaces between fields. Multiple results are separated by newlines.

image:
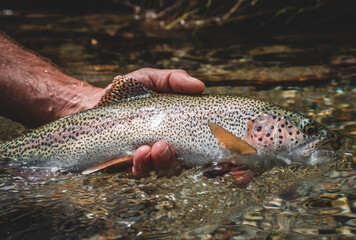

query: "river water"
xmin=0 ymin=9 xmax=355 ymax=239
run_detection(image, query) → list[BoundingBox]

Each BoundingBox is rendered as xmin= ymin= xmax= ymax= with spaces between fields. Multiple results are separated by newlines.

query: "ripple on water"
xmin=0 ymin=153 xmax=353 ymax=239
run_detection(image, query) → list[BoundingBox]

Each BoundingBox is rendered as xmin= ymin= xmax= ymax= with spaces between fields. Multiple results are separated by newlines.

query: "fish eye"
xmin=304 ymin=124 xmax=317 ymax=135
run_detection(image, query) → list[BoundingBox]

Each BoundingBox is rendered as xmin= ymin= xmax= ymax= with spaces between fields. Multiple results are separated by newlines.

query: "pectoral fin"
xmin=208 ymin=122 xmax=256 ymax=155
xmin=82 ymin=156 xmax=134 ymax=175
xmin=95 ymin=75 xmax=155 ymax=107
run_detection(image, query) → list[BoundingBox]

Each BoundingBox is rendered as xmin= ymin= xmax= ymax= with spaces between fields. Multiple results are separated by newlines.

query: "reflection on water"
xmin=1 ymin=158 xmax=353 ymax=239
xmin=0 ymin=9 xmax=355 ymax=240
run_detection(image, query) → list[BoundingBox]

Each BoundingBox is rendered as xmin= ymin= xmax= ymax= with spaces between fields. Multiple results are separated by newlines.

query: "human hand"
xmin=67 ymin=68 xmax=203 ymax=177
xmin=126 ymin=68 xmax=205 ymax=94
xmin=124 ymin=68 xmax=204 ymax=177
xmin=132 ymin=141 xmax=182 ymax=177
xmin=57 ymin=68 xmax=204 ymax=177
xmin=79 ymin=68 xmax=205 ymax=112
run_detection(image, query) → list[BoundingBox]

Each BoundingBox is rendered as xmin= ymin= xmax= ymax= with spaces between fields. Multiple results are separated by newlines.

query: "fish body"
xmin=0 ymin=77 xmax=337 ymax=172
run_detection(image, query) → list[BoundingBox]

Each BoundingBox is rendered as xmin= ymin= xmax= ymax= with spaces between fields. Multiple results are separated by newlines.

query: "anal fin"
xmin=82 ymin=156 xmax=133 ymax=175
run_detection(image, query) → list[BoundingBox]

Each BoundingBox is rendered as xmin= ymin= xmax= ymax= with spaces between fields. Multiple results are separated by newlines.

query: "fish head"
xmin=245 ymin=109 xmax=338 ymax=165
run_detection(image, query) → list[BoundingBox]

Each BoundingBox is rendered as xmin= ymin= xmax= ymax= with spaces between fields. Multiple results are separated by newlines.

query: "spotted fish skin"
xmin=0 ymin=94 xmax=336 ymax=172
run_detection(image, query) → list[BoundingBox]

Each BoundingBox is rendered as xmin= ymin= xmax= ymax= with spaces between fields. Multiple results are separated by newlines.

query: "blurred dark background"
xmin=1 ymin=0 xmax=355 ymax=32
xmin=1 ymin=0 xmax=355 ymax=86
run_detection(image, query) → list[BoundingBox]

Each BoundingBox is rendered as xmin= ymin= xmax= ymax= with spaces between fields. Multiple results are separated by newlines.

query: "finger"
xmin=151 ymin=141 xmax=182 ymax=177
xmin=132 ymin=145 xmax=154 ymax=177
xmin=168 ymin=70 xmax=205 ymax=94
xmin=127 ymin=68 xmax=205 ymax=94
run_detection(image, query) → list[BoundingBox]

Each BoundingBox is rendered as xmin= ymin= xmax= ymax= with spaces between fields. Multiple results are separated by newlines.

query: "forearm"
xmin=0 ymin=32 xmax=103 ymax=127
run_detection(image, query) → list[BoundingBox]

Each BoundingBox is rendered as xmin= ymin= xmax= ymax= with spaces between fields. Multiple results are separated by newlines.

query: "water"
xmin=0 ymin=9 xmax=355 ymax=239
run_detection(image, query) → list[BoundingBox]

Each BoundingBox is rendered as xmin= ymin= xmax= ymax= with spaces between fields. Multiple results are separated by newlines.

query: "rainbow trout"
xmin=0 ymin=76 xmax=338 ymax=173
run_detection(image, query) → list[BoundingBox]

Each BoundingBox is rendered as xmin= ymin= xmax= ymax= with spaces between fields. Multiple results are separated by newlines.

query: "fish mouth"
xmin=298 ymin=133 xmax=340 ymax=165
xmin=300 ymin=136 xmax=334 ymax=157
xmin=314 ymin=136 xmax=334 ymax=149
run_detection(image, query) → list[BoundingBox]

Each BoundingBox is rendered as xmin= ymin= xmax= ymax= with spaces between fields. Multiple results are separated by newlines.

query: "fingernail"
xmin=158 ymin=146 xmax=171 ymax=161
xmin=138 ymin=152 xmax=151 ymax=170
xmin=188 ymin=76 xmax=200 ymax=83
xmin=187 ymin=76 xmax=205 ymax=93
xmin=143 ymin=151 xmax=151 ymax=160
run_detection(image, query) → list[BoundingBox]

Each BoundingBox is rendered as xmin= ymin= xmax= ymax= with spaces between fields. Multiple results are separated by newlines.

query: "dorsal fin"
xmin=95 ymin=75 xmax=155 ymax=107
xmin=208 ymin=122 xmax=257 ymax=155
